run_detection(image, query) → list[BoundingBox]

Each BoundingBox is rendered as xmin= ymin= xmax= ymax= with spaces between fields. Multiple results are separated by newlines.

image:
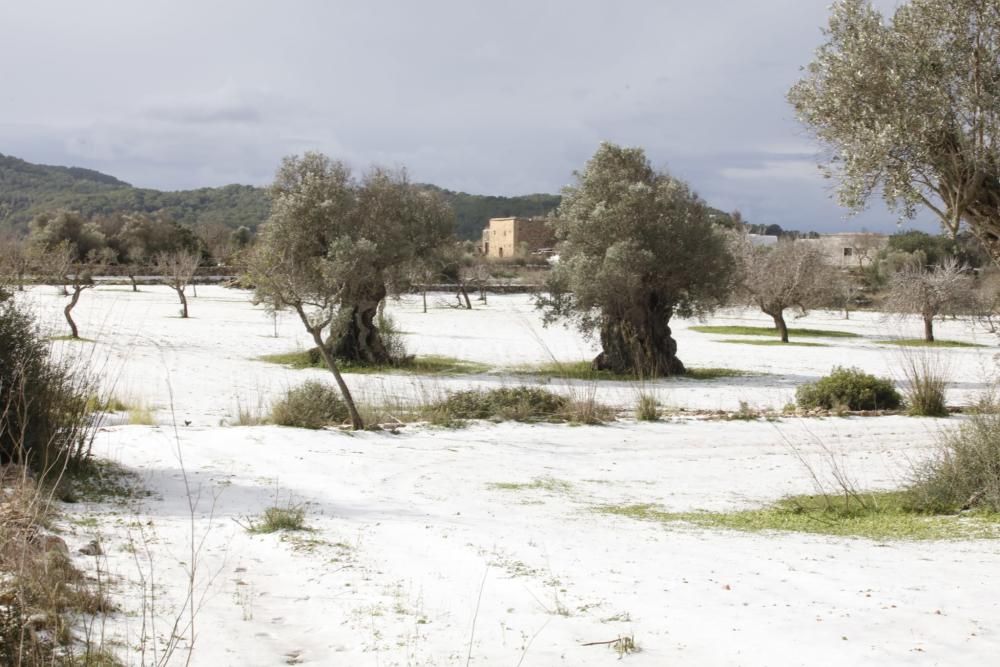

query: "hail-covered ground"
xmin=17 ymin=286 xmax=1000 ymax=666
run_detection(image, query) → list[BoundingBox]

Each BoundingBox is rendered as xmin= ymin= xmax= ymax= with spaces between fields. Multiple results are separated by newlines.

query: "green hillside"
xmin=0 ymin=153 xmax=270 ymax=233
xmin=0 ymin=153 xmax=744 ymax=240
xmin=0 ymin=153 xmax=567 ymax=240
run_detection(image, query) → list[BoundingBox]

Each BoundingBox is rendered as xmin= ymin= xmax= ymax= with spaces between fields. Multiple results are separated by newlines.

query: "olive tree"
xmin=790 ymin=0 xmax=1000 ymax=263
xmin=538 ymin=142 xmax=734 ymax=376
xmin=246 ymin=153 xmax=454 ymax=428
xmin=327 ymin=168 xmax=454 ymax=363
xmin=885 ymin=257 xmax=975 ymax=341
xmin=730 ymin=235 xmax=836 ymax=342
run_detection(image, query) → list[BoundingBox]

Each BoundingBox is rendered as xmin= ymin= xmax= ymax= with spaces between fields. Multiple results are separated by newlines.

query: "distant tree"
xmin=731 ymin=235 xmax=835 ymax=342
xmin=39 ymin=240 xmax=99 ymax=339
xmin=29 ymin=209 xmax=106 ymax=260
xmin=0 ymin=233 xmax=32 ymax=293
xmin=885 ymin=258 xmax=975 ymax=341
xmin=156 ymin=249 xmax=200 ymax=318
xmin=538 ymin=142 xmax=734 ymax=376
xmin=790 ymin=0 xmax=1000 ymax=264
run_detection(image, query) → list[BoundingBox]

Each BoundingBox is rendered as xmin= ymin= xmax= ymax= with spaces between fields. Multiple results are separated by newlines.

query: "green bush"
xmin=908 ymin=411 xmax=1000 ymax=512
xmin=432 ymin=386 xmax=568 ymax=422
xmin=796 ymin=366 xmax=902 ymax=411
xmin=0 ymin=302 xmax=95 ymax=472
xmin=271 ymin=380 xmax=349 ymax=429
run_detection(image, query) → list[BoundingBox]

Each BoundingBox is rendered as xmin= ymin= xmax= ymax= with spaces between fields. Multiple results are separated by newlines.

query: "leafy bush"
xmin=0 ymin=302 xmax=96 ymax=472
xmin=796 ymin=366 xmax=901 ymax=411
xmin=909 ymin=411 xmax=1000 ymax=512
xmin=271 ymin=380 xmax=348 ymax=429
xmin=432 ymin=387 xmax=568 ymax=422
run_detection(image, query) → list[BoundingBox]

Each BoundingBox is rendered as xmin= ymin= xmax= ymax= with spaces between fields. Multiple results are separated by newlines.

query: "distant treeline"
xmin=0 ymin=153 xmax=567 ymax=241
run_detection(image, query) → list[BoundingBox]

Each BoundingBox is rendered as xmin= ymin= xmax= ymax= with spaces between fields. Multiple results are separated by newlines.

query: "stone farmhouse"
xmin=796 ymin=232 xmax=888 ymax=267
xmin=480 ymin=217 xmax=556 ymax=259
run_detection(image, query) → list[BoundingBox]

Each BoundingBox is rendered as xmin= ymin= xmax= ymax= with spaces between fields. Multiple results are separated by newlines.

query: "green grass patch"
xmin=488 ymin=477 xmax=572 ymax=493
xmin=49 ymin=335 xmax=95 ymax=342
xmin=877 ymin=338 xmax=986 ymax=348
xmin=517 ymin=360 xmax=756 ymax=381
xmin=258 ymin=350 xmax=490 ymax=375
xmin=596 ymin=491 xmax=1000 ymax=541
xmin=718 ymin=339 xmax=829 ymax=347
xmin=683 ymin=367 xmax=758 ymax=380
xmin=689 ymin=325 xmax=859 ymax=338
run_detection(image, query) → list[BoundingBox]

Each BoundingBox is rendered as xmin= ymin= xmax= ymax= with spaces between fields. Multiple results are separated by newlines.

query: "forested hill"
xmin=0 ymin=153 xmax=568 ymax=240
xmin=0 ymin=153 xmax=749 ymax=241
xmin=0 ymin=153 xmax=271 ymax=234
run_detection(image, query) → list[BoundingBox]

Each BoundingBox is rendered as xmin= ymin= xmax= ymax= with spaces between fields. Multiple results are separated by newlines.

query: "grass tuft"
xmin=127 ymin=405 xmax=155 ymax=426
xmin=635 ymin=393 xmax=659 ymax=421
xmin=245 ymin=505 xmax=309 ymax=534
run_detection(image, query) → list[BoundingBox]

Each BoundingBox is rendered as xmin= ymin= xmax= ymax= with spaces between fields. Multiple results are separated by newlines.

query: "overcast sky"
xmin=0 ymin=0 xmax=932 ymax=233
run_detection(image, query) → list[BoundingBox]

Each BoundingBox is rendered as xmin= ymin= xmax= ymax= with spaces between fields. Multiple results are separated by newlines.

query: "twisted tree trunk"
xmin=328 ymin=281 xmax=393 ymax=365
xmin=924 ymin=315 xmax=935 ymax=342
xmin=592 ymin=298 xmax=684 ymax=377
xmin=64 ymin=286 xmax=83 ymax=339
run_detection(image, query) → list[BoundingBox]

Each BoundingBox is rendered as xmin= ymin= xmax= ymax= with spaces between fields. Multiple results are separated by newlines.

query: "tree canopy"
xmin=790 ymin=0 xmax=1000 ymax=263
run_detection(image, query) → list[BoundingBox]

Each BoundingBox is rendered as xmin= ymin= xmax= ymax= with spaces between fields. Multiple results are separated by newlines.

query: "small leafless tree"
xmin=156 ymin=249 xmax=201 ymax=318
xmin=731 ymin=234 xmax=835 ymax=342
xmin=41 ymin=240 xmax=97 ymax=339
xmin=0 ymin=233 xmax=33 ymax=293
xmin=885 ymin=258 xmax=975 ymax=342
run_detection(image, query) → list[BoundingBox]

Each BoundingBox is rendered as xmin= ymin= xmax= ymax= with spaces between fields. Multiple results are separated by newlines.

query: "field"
xmin=16 ymin=286 xmax=1000 ymax=666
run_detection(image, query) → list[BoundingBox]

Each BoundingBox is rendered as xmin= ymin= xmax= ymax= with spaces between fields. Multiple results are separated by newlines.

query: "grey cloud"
xmin=0 ymin=0 xmax=942 ymax=233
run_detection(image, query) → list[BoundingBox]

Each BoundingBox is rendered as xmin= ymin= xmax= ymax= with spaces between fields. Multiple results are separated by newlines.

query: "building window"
xmin=843 ymin=247 xmax=853 ymax=257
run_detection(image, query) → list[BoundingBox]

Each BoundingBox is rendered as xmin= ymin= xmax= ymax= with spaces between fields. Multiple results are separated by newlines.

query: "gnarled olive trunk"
xmin=592 ymin=299 xmax=684 ymax=377
xmin=328 ymin=282 xmax=393 ymax=365
xmin=924 ymin=315 xmax=935 ymax=342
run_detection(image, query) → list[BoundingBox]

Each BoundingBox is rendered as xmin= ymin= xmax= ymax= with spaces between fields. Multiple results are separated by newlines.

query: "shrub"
xmin=432 ymin=387 xmax=568 ymax=422
xmin=796 ymin=366 xmax=902 ymax=411
xmin=908 ymin=411 xmax=1000 ymax=512
xmin=0 ymin=302 xmax=97 ymax=473
xmin=271 ymin=380 xmax=348 ymax=429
